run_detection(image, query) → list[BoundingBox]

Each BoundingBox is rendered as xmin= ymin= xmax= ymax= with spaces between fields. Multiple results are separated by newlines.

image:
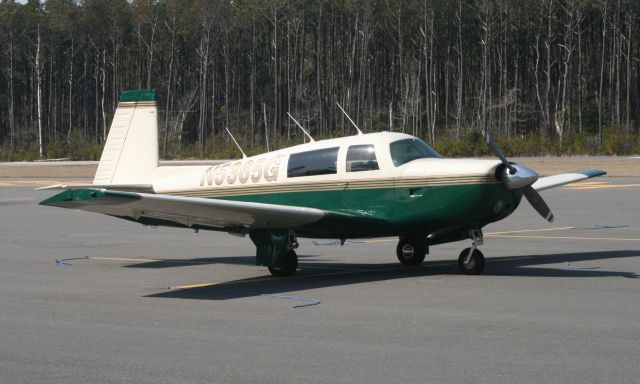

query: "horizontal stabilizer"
xmin=532 ymin=170 xmax=606 ymax=191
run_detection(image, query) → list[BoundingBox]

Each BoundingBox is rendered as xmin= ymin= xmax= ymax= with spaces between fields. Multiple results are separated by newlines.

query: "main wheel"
xmin=396 ymin=236 xmax=427 ymax=266
xmin=458 ymin=248 xmax=485 ymax=275
xmin=268 ymin=249 xmax=298 ymax=277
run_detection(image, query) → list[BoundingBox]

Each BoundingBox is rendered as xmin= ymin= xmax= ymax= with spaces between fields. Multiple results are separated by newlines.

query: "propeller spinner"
xmin=483 ymin=131 xmax=555 ymax=223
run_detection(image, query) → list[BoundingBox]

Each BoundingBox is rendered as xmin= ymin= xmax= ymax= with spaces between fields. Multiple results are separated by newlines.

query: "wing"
xmin=39 ymin=189 xmax=388 ymax=236
xmin=532 ymin=170 xmax=606 ymax=192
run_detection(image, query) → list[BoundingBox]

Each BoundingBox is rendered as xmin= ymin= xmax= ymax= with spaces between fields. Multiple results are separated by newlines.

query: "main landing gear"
xmin=396 ymin=235 xmax=428 ymax=266
xmin=267 ymin=235 xmax=299 ymax=277
xmin=458 ymin=230 xmax=485 ymax=275
xmin=268 ymin=249 xmax=298 ymax=277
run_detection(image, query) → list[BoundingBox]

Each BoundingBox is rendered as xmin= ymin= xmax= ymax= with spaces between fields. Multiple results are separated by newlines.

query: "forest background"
xmin=1 ymin=0 xmax=639 ymax=161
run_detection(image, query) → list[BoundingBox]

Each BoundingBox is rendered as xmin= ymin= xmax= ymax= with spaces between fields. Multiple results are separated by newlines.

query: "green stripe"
xmin=574 ymin=170 xmax=607 ymax=177
xmin=39 ymin=189 xmax=106 ymax=205
xmin=118 ymin=89 xmax=157 ymax=102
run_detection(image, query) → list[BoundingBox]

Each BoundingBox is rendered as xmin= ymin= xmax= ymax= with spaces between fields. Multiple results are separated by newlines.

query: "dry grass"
xmin=0 ymin=165 xmax=97 ymax=179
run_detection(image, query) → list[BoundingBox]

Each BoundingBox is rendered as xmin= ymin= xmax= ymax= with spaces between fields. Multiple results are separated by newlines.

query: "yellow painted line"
xmin=92 ymin=256 xmax=224 ymax=265
xmin=89 ymin=257 xmax=368 ymax=272
xmin=0 ymin=180 xmax=86 ymax=187
xmin=170 ymin=266 xmax=377 ymax=290
xmin=488 ymin=234 xmax=640 ymax=241
xmin=171 ymin=262 xmax=458 ymax=290
xmin=565 ymin=183 xmax=640 ymax=190
xmin=301 ymin=265 xmax=371 ymax=272
xmin=486 ymin=226 xmax=575 ymax=235
xmin=92 ymin=257 xmax=161 ymax=263
xmin=171 ymin=282 xmax=220 ymax=289
xmin=361 ymin=238 xmax=395 ymax=243
xmin=572 ymin=181 xmax=610 ymax=185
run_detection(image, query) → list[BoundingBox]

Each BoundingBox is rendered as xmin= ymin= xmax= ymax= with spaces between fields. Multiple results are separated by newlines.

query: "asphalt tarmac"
xmin=1 ymin=178 xmax=638 ymax=384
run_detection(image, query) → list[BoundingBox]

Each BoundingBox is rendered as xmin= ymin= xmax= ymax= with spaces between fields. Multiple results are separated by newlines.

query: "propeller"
xmin=483 ymin=131 xmax=555 ymax=223
xmin=523 ymin=187 xmax=555 ymax=222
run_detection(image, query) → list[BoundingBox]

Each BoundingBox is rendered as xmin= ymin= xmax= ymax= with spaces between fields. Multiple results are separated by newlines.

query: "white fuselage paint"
xmin=148 ymin=132 xmax=502 ymax=196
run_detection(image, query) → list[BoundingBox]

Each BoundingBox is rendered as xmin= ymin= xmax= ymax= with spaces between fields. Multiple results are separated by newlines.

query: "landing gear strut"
xmin=458 ymin=229 xmax=485 ymax=275
xmin=396 ymin=235 xmax=427 ymax=266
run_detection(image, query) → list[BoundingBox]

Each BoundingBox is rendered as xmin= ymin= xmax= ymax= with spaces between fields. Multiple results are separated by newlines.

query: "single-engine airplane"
xmin=40 ymin=89 xmax=606 ymax=276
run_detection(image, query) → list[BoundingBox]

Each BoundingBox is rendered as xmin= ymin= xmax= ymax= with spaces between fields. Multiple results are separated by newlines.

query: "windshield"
xmin=389 ymin=138 xmax=441 ymax=166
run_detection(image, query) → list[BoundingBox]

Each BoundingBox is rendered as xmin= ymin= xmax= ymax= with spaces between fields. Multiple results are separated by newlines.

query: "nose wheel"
xmin=458 ymin=229 xmax=485 ymax=275
xmin=458 ymin=248 xmax=485 ymax=275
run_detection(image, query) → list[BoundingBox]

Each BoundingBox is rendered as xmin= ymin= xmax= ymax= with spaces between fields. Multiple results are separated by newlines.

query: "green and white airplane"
xmin=40 ymin=89 xmax=606 ymax=276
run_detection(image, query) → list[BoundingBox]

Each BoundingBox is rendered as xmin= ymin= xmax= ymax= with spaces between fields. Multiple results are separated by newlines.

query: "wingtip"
xmin=574 ymin=170 xmax=607 ymax=178
xmin=35 ymin=184 xmax=64 ymax=191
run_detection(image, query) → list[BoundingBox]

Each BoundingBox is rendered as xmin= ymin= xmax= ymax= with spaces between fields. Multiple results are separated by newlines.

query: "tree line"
xmin=1 ymin=0 xmax=639 ymax=160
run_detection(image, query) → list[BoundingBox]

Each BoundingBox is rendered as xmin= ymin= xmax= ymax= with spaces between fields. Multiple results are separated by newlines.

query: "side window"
xmin=287 ymin=147 xmax=339 ymax=178
xmin=346 ymin=145 xmax=379 ymax=172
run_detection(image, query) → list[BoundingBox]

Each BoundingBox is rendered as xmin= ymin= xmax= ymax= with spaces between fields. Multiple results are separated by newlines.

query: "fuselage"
xmin=142 ymin=132 xmax=521 ymax=240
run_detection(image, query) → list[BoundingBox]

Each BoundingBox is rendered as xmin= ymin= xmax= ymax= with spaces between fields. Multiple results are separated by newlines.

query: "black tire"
xmin=458 ymin=248 xmax=485 ymax=275
xmin=396 ymin=236 xmax=427 ymax=266
xmin=268 ymin=250 xmax=298 ymax=277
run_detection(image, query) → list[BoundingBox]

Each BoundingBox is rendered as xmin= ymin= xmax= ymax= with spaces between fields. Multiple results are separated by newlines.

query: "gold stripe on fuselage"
xmin=158 ymin=175 xmax=499 ymax=198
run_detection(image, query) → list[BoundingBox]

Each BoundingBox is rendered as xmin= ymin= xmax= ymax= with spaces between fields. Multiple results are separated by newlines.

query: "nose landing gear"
xmin=458 ymin=229 xmax=485 ymax=275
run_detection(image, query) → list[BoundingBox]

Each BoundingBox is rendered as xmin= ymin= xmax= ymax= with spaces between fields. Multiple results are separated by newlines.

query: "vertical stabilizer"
xmin=93 ymin=89 xmax=158 ymax=184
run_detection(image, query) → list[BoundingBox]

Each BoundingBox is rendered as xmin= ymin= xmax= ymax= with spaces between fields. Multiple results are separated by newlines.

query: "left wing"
xmin=36 ymin=183 xmax=154 ymax=193
xmin=532 ymin=170 xmax=606 ymax=192
xmin=39 ymin=189 xmax=388 ymax=234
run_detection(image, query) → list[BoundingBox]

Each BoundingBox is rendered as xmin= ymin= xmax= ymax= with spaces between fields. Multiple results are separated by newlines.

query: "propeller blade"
xmin=483 ymin=131 xmax=517 ymax=174
xmin=523 ymin=187 xmax=555 ymax=222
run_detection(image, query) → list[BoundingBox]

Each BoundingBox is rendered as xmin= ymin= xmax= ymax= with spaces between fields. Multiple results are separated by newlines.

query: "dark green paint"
xmin=574 ymin=170 xmax=607 ymax=177
xmin=211 ymin=183 xmax=520 ymax=239
xmin=40 ymin=183 xmax=520 ymax=242
xmin=118 ymin=89 xmax=157 ymax=102
xmin=39 ymin=189 xmax=106 ymax=205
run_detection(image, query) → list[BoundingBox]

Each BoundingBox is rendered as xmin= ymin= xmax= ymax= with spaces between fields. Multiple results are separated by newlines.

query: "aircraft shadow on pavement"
xmin=146 ymin=249 xmax=638 ymax=301
xmin=125 ymin=254 xmax=322 ymax=268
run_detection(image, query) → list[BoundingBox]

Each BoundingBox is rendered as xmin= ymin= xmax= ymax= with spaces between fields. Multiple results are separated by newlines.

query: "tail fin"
xmin=93 ymin=89 xmax=159 ymax=184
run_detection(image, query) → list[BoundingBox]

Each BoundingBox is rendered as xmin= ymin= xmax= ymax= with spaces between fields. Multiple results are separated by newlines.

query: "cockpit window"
xmin=346 ymin=145 xmax=379 ymax=172
xmin=389 ymin=138 xmax=441 ymax=166
xmin=287 ymin=147 xmax=339 ymax=177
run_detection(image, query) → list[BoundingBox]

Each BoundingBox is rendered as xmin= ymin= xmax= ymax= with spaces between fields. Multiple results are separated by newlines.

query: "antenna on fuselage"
xmin=286 ymin=112 xmax=315 ymax=142
xmin=225 ymin=127 xmax=247 ymax=159
xmin=335 ymin=102 xmax=363 ymax=135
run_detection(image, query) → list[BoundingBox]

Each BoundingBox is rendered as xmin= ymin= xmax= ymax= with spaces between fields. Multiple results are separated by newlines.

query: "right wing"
xmin=532 ymin=170 xmax=606 ymax=192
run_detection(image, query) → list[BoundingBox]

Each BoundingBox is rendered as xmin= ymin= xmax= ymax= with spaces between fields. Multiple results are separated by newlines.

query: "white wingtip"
xmin=35 ymin=184 xmax=65 ymax=191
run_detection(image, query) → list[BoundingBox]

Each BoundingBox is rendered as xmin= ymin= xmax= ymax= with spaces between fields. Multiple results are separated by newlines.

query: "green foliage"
xmin=0 ymin=146 xmax=39 ymax=161
xmin=433 ymin=129 xmax=640 ymax=158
